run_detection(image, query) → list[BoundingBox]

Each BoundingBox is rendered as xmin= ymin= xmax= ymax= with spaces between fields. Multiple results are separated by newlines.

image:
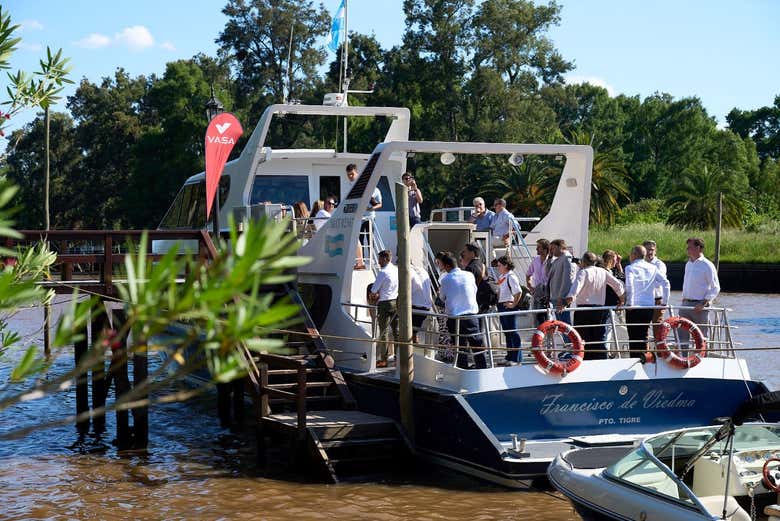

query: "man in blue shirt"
xmin=438 ymin=253 xmax=486 ymax=369
xmin=468 ymin=197 xmax=494 ymax=232
xmin=491 ymin=198 xmax=515 ymax=246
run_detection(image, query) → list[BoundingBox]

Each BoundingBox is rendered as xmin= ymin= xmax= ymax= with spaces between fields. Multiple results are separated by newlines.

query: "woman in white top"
xmin=496 ymin=255 xmax=523 ymax=364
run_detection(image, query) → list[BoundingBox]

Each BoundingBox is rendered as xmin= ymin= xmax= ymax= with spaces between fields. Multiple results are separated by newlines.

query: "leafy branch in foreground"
xmin=1 ymin=216 xmax=310 ymax=437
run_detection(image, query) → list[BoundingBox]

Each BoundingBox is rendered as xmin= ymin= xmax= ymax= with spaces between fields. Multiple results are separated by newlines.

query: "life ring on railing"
xmin=531 ymin=320 xmax=584 ymax=376
xmin=653 ymin=316 xmax=707 ymax=369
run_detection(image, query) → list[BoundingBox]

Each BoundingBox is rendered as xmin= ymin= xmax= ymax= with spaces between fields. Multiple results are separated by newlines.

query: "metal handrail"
xmin=429 ymin=206 xmax=541 ymax=225
xmin=340 ymin=301 xmax=736 ymax=369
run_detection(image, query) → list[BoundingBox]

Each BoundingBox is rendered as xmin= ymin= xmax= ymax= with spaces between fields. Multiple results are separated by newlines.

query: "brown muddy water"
xmin=1 ymin=292 xmax=778 ymax=520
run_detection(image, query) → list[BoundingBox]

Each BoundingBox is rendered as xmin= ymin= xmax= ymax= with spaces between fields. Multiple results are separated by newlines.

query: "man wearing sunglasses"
xmin=314 ymin=196 xmax=337 ymax=231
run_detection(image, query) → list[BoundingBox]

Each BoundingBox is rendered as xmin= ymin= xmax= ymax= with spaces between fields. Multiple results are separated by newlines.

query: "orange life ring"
xmin=531 ymin=320 xmax=584 ymax=376
xmin=653 ymin=316 xmax=707 ymax=369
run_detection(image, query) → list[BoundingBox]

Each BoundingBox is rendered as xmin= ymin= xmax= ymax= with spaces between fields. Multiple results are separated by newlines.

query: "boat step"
xmin=267 ymin=381 xmax=333 ymax=390
xmin=267 ymin=368 xmax=328 ymax=375
xmin=269 ymin=395 xmax=342 ymax=406
xmin=328 ymin=454 xmax=396 ymax=465
xmin=320 ymin=437 xmax=400 ymax=449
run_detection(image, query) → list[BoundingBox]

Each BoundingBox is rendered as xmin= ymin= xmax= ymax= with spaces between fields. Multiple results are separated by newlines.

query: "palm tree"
xmin=565 ymin=130 xmax=631 ymax=226
xmin=666 ymin=165 xmax=745 ymax=229
xmin=487 ymin=156 xmax=554 ymax=216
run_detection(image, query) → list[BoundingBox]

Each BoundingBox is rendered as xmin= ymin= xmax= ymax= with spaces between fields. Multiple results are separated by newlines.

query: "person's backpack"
xmin=477 ymin=275 xmax=500 ymax=311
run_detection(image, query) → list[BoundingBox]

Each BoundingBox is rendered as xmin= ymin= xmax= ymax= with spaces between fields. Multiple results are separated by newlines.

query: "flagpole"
xmin=342 ymin=0 xmax=349 ymax=153
xmin=343 ymin=0 xmax=349 ymax=88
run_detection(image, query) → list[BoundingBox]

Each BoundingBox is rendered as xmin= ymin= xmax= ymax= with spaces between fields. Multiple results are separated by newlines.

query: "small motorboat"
xmin=548 ymin=391 xmax=780 ymax=520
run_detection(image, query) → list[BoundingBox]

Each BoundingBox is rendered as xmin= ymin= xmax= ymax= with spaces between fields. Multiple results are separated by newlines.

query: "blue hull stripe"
xmin=464 ymin=378 xmax=765 ymax=440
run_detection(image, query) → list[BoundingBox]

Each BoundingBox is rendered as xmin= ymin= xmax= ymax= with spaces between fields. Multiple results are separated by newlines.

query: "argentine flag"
xmin=326 ymin=0 xmax=345 ymax=53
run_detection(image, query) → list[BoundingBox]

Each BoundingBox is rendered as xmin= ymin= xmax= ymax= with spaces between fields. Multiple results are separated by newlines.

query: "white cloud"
xmin=114 ymin=25 xmax=154 ymax=51
xmin=74 ymin=33 xmax=111 ymax=49
xmin=20 ymin=19 xmax=44 ymax=31
xmin=18 ymin=42 xmax=43 ymax=52
xmin=565 ymin=75 xmax=617 ymax=97
xmin=160 ymin=41 xmax=176 ymax=52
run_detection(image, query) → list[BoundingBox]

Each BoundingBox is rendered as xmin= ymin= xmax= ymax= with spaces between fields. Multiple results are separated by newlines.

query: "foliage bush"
xmin=614 ymin=198 xmax=669 ymax=226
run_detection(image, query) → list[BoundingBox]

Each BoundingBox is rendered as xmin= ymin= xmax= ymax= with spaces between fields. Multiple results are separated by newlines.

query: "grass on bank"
xmin=588 ymin=223 xmax=779 ymax=264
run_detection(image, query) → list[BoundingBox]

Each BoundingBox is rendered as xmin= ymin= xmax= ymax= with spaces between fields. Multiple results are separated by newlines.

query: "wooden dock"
xmin=6 ymin=229 xmax=408 ymax=481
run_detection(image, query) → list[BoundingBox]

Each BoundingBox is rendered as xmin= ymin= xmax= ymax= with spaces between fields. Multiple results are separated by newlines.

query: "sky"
xmin=4 ymin=0 xmax=780 ymax=140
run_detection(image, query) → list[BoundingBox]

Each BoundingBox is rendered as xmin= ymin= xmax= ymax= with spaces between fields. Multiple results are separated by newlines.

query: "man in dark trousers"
xmin=438 ymin=253 xmax=486 ymax=369
xmin=565 ymin=252 xmax=624 ymax=360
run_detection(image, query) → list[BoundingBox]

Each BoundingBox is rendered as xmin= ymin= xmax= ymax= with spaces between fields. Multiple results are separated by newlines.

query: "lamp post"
xmin=205 ymin=85 xmax=224 ymax=241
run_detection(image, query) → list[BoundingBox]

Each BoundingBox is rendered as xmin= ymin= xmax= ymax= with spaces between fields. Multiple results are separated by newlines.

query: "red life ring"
xmin=653 ymin=316 xmax=707 ymax=369
xmin=531 ymin=320 xmax=585 ymax=376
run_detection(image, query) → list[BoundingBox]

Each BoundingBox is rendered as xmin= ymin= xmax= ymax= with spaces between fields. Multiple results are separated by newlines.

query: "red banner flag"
xmin=204 ymin=113 xmax=243 ymax=219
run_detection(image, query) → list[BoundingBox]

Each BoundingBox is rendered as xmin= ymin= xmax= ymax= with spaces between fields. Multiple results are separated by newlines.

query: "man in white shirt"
xmin=680 ymin=237 xmax=720 ymax=347
xmin=438 ymin=253 xmax=486 ymax=369
xmin=490 ymin=198 xmax=515 ymax=246
xmin=410 ymin=263 xmax=433 ymax=344
xmin=369 ymin=250 xmax=398 ymax=367
xmin=313 ymin=197 xmax=336 ymax=231
xmin=625 ymin=245 xmax=671 ymax=355
xmin=565 ymin=252 xmax=624 ymax=360
xmin=643 ymin=240 xmax=668 ymax=334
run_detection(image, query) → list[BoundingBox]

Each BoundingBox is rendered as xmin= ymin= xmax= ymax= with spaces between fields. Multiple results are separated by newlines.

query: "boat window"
xmin=606 ymin=447 xmax=694 ymax=504
xmin=376 ymin=176 xmax=395 ymax=212
xmin=251 ymin=175 xmax=310 ymax=207
xmin=319 ymin=176 xmax=340 ymax=204
xmin=159 ymin=177 xmax=230 ymax=229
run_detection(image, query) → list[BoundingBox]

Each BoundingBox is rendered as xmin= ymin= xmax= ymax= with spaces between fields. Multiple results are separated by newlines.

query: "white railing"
xmin=429 ymin=206 xmax=540 ymax=227
xmin=338 ymin=302 xmax=736 ymax=371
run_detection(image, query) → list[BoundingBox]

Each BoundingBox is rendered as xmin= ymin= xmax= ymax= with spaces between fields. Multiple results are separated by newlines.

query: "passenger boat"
xmin=159 ymin=100 xmax=773 ymax=487
xmin=548 ymin=391 xmax=780 ymax=520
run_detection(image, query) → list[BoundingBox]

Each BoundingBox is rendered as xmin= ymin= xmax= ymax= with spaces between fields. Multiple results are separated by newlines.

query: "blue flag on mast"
xmin=326 ymin=0 xmax=345 ymax=53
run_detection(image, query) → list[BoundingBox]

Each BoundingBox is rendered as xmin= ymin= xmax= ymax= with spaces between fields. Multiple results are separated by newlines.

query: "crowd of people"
xmin=289 ymin=164 xmax=722 ymax=369
xmin=368 ymin=233 xmax=721 ymax=369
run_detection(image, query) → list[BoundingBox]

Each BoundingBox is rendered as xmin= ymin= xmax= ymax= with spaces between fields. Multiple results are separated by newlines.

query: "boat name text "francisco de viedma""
xmin=538 ymin=390 xmax=696 ymax=416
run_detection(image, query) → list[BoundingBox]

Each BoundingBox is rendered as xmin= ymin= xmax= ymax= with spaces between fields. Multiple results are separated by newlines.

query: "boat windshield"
xmin=605 ymin=444 xmax=696 ymax=504
xmin=160 ymin=177 xmax=230 ymax=229
xmin=605 ymin=424 xmax=780 ymax=505
xmin=646 ymin=424 xmax=780 ymax=460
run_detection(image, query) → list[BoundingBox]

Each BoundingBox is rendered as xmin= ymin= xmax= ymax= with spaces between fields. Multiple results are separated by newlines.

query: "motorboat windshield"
xmin=605 ymin=423 xmax=780 ymax=514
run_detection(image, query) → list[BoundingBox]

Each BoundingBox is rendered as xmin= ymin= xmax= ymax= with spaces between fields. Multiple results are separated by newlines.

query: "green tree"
xmin=566 ymin=129 xmax=630 ymax=226
xmin=5 ymin=112 xmax=81 ymax=229
xmin=67 ymin=70 xmax=151 ymax=228
xmin=471 ymin=0 xmax=571 ymax=87
xmin=666 ymin=165 xmax=746 ymax=229
xmin=726 ymin=94 xmax=780 ymax=160
xmin=622 ymin=93 xmax=717 ymax=200
xmin=488 ymin=155 xmax=555 ymax=216
xmin=0 ymin=8 xmax=72 ymax=230
xmin=217 ymin=0 xmax=329 ymax=120
xmin=126 ymin=57 xmax=233 ymax=228
xmin=543 ymin=82 xmax=628 ymax=153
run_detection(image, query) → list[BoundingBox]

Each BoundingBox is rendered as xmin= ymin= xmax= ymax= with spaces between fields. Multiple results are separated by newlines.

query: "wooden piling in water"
xmin=43 ymin=303 xmax=51 ymax=358
xmin=91 ymin=312 xmax=109 ymax=433
xmin=231 ymin=379 xmax=245 ymax=427
xmin=217 ymin=383 xmax=231 ymax=427
xmin=103 ymin=308 xmax=133 ymax=450
xmin=74 ymin=319 xmax=90 ymax=433
xmin=394 ymin=181 xmax=415 ymax=442
xmin=132 ymin=343 xmax=149 ymax=449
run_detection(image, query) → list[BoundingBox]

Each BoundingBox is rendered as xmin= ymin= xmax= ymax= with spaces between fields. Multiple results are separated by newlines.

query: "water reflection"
xmin=1 ymin=292 xmax=778 ymax=520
